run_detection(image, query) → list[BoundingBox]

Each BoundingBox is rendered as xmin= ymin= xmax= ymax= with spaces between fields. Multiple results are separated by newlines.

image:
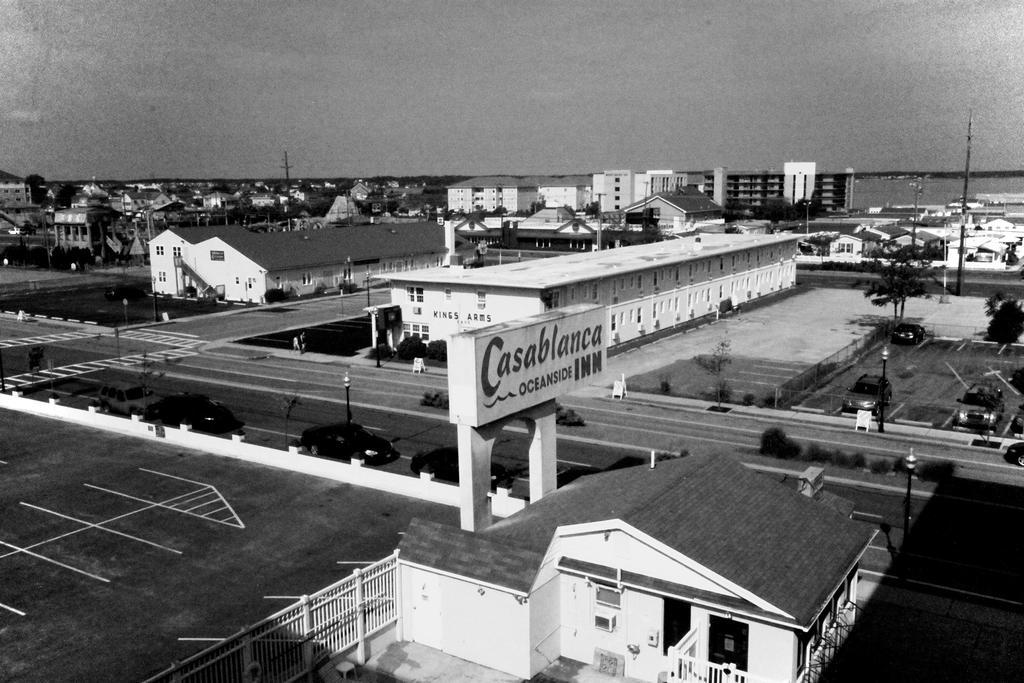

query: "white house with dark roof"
xmin=398 ymin=454 xmax=874 ymax=682
xmin=148 ymin=223 xmax=468 ymax=303
xmin=622 ymin=190 xmax=725 ymax=233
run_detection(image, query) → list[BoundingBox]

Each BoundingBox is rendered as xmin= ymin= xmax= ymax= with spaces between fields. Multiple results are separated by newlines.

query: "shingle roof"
xmin=398 ymin=518 xmax=543 ymax=594
xmin=474 ymin=454 xmax=873 ymax=626
xmin=164 ymin=223 xmax=447 ymax=271
xmin=625 ymin=191 xmax=722 ymax=214
xmin=0 ymin=169 xmax=24 ymax=181
xmin=397 ymin=455 xmax=872 ymax=625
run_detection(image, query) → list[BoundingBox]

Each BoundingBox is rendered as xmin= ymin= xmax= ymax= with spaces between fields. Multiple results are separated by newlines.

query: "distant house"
xmin=248 ymin=193 xmax=278 ymax=208
xmin=203 ymin=191 xmax=240 ymax=210
xmin=398 ymin=454 xmax=874 ymax=682
xmin=623 ymin=190 xmax=724 ymax=233
xmin=148 ymin=222 xmax=464 ymax=303
xmin=349 ymin=182 xmax=373 ymax=200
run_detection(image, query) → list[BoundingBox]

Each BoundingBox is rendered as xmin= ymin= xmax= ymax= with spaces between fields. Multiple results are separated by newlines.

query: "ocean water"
xmin=852 ymin=176 xmax=1024 ymax=210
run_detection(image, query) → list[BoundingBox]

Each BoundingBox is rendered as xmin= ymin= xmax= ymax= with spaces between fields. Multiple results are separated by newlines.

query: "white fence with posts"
xmin=141 ymin=553 xmax=399 ymax=683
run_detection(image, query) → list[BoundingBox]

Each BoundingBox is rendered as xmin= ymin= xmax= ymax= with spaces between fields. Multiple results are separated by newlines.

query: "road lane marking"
xmin=0 ymin=601 xmax=26 ymax=616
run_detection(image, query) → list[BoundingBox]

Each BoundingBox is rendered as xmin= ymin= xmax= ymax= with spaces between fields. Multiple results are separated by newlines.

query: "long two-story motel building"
xmin=383 ymin=232 xmax=801 ymax=350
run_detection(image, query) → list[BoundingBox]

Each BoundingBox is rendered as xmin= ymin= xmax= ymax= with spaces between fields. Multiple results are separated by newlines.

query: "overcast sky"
xmin=3 ymin=0 xmax=1022 ymax=180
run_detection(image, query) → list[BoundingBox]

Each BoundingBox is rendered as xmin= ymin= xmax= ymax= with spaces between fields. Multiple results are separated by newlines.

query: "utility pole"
xmin=955 ymin=111 xmax=973 ymax=297
xmin=281 ymin=151 xmax=293 ymax=230
xmin=595 ymin=192 xmax=604 ymax=251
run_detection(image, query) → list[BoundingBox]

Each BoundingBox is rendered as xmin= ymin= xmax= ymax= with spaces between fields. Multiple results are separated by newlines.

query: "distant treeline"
xmin=858 ymin=170 xmax=1024 ymax=179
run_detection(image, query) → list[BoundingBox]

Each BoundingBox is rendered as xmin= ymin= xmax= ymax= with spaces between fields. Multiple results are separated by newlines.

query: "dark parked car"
xmin=145 ymin=393 xmax=243 ymax=434
xmin=300 ymin=422 xmax=398 ymax=465
xmin=96 ymin=383 xmax=158 ymax=416
xmin=409 ymin=446 xmax=511 ymax=488
xmin=891 ymin=322 xmax=926 ymax=345
xmin=104 ymin=284 xmax=148 ymax=301
xmin=1004 ymin=441 xmax=1024 ymax=467
xmin=953 ymin=383 xmax=1004 ymax=431
xmin=841 ymin=374 xmax=892 ymax=414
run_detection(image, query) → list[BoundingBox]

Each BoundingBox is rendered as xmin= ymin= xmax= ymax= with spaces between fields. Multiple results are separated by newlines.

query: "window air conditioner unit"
xmin=412 ymin=307 xmax=422 ymax=315
xmin=594 ymin=611 xmax=617 ymax=632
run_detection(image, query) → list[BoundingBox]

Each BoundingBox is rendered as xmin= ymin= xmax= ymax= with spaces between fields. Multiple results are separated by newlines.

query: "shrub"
xmin=264 ymin=288 xmax=287 ymax=303
xmin=832 ymin=451 xmax=859 ymax=469
xmin=396 ymin=335 xmax=428 ymax=361
xmin=760 ymin=427 xmax=801 ymax=460
xmin=850 ymin=452 xmax=868 ymax=469
xmin=420 ymin=391 xmax=449 ymax=409
xmin=742 ymin=392 xmax=757 ymax=406
xmin=869 ymin=458 xmax=893 ymax=474
xmin=555 ymin=403 xmax=585 ymax=426
xmin=659 ymin=377 xmax=672 ymax=394
xmin=760 ymin=393 xmax=779 ymax=409
xmin=426 ymin=339 xmax=447 ymax=362
xmin=804 ymin=443 xmax=830 ymax=463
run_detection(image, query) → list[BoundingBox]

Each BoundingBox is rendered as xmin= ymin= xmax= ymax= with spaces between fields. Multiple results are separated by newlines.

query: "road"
xmin=3 ymin=293 xmax=1023 ymax=609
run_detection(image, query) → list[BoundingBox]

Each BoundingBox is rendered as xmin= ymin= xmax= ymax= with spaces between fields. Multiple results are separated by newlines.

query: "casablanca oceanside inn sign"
xmin=448 ymin=304 xmax=606 ymax=427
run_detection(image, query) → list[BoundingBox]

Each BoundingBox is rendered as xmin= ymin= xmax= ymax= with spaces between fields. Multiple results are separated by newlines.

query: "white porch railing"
xmin=666 ymin=627 xmax=784 ymax=683
xmin=140 ymin=552 xmax=398 ymax=683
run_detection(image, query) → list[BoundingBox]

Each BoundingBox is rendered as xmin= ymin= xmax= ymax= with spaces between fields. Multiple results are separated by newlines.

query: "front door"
xmin=663 ymin=598 xmax=692 ymax=655
xmin=410 ymin=571 xmax=443 ymax=649
xmin=708 ymin=615 xmax=748 ymax=672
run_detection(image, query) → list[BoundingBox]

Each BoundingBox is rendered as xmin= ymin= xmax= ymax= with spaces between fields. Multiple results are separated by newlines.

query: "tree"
xmin=281 ymin=394 xmax=301 ymax=449
xmin=695 ymin=336 xmax=732 ymax=408
xmin=984 ymin=292 xmax=1024 ymax=343
xmin=25 ymin=174 xmax=47 ymax=204
xmin=804 ymin=233 xmax=837 ymax=260
xmin=55 ymin=184 xmax=77 ymax=208
xmin=864 ymin=242 xmax=932 ymax=322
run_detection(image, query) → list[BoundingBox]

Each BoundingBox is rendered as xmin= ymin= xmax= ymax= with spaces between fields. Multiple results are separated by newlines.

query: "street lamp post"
xmin=343 ymin=372 xmax=352 ymax=426
xmin=804 ymin=200 xmax=811 ymax=236
xmin=903 ymin=450 xmax=917 ymax=551
xmin=122 ymin=298 xmax=129 ymax=328
xmin=152 ymin=278 xmax=160 ymax=323
xmin=878 ymin=346 xmax=890 ymax=433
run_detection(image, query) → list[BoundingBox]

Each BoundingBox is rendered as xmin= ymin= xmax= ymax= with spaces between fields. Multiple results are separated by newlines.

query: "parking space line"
xmin=20 ymin=502 xmax=182 ymax=555
xmin=0 ymin=486 xmax=204 ymax=561
xmin=0 ymin=601 xmax=26 ymax=616
xmin=0 ymin=539 xmax=110 ymax=583
xmin=945 ymin=362 xmax=969 ymax=389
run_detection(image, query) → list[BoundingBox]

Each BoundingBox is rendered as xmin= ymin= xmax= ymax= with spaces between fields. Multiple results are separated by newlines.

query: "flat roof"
xmin=390 ymin=233 xmax=801 ymax=291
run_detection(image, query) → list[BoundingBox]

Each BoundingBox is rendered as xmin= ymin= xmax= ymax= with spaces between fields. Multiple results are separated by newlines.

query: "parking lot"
xmin=799 ymin=337 xmax=1024 ymax=433
xmin=0 ymin=411 xmax=457 ymax=682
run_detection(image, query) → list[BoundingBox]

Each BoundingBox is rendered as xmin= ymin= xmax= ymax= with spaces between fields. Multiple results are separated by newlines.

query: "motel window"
xmin=157 ymin=271 xmax=166 ymax=283
xmin=629 ymin=309 xmax=635 ymax=324
xmin=155 ymin=245 xmax=164 ymax=256
xmin=477 ymin=291 xmax=486 ymax=310
xmin=611 ymin=315 xmax=617 ymax=332
xmin=407 ymin=286 xmax=424 ymax=302
xmin=402 ymin=323 xmax=430 ymax=342
xmin=210 ymin=250 xmax=225 ymax=261
xmin=591 ymin=284 xmax=598 ymax=300
xmin=302 ymin=273 xmax=312 ymax=286
xmin=172 ymin=246 xmax=181 ymax=258
xmin=235 ymin=277 xmax=240 ymax=285
xmin=444 ymin=288 xmax=452 ymax=301
xmin=653 ymin=271 xmax=658 ymax=287
xmin=570 ymin=286 xmax=576 ymax=301
xmin=594 ymin=584 xmax=621 ymax=609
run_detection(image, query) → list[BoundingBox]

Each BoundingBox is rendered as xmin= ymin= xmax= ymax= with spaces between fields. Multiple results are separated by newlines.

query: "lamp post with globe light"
xmin=903 ymin=450 xmax=917 ymax=551
xmin=344 ymin=372 xmax=352 ymax=426
xmin=878 ymin=346 xmax=889 ymax=433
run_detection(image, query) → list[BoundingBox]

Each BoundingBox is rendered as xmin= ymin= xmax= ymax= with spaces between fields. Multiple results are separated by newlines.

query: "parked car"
xmin=300 ymin=422 xmax=398 ymax=465
xmin=1004 ymin=441 xmax=1024 ymax=467
xmin=96 ymin=383 xmax=158 ymax=416
xmin=891 ymin=322 xmax=926 ymax=345
xmin=409 ymin=446 xmax=511 ymax=488
xmin=953 ymin=383 xmax=1004 ymax=431
xmin=841 ymin=374 xmax=892 ymax=414
xmin=104 ymin=284 xmax=149 ymax=301
xmin=144 ymin=393 xmax=243 ymax=434
xmin=7 ymin=226 xmax=33 ymax=235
